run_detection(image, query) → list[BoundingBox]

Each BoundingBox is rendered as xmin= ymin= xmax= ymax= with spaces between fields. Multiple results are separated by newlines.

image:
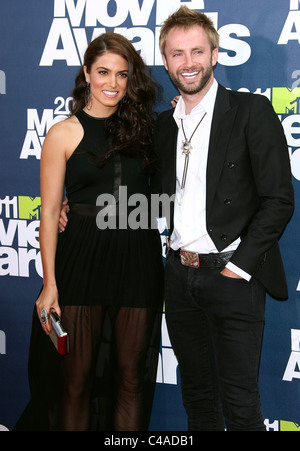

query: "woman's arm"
xmin=36 ymin=121 xmax=68 ymax=334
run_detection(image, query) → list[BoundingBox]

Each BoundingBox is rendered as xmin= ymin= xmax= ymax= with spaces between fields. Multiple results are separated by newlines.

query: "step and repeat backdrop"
xmin=1 ymin=0 xmax=300 ymax=431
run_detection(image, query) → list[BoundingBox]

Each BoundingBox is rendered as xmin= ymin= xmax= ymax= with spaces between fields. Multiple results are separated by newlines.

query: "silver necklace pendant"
xmin=179 ymin=112 xmax=207 ymax=205
xmin=182 ymin=140 xmax=192 ymax=155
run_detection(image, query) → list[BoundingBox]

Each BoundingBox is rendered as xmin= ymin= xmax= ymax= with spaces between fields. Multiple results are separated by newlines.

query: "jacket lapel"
xmin=159 ymin=112 xmax=178 ymax=197
xmin=206 ymin=85 xmax=238 ymax=217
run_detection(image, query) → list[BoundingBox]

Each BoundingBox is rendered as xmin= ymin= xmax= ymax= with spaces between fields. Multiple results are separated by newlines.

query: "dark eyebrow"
xmin=96 ymin=66 xmax=129 ymax=74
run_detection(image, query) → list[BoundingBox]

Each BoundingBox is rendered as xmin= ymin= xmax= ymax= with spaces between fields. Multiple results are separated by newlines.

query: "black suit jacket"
xmin=153 ymin=83 xmax=294 ymax=300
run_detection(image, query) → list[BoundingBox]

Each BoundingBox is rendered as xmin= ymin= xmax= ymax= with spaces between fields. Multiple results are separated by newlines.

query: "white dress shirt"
xmin=170 ymin=79 xmax=251 ymax=281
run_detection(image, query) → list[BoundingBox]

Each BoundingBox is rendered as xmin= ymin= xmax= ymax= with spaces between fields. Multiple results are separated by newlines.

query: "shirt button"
xmin=220 ymin=234 xmax=227 ymax=241
xmin=224 ymin=198 xmax=231 ymax=205
xmin=228 ymin=162 xmax=235 ymax=169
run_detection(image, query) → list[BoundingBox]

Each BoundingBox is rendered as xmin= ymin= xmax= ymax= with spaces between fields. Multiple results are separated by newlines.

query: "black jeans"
xmin=165 ymin=251 xmax=266 ymax=431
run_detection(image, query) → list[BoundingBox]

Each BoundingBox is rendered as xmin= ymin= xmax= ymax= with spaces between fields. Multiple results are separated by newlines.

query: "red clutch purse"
xmin=49 ymin=311 xmax=69 ymax=355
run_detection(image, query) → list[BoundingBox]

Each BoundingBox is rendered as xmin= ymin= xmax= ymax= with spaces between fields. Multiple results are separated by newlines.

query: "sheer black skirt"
xmin=15 ymin=214 xmax=164 ymax=431
xmin=15 ymin=303 xmax=162 ymax=431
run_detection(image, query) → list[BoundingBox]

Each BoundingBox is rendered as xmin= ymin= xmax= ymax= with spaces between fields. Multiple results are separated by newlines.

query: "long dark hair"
xmin=71 ymin=32 xmax=160 ymax=168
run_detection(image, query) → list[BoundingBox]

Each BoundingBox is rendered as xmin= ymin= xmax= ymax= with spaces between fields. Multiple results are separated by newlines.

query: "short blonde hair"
xmin=159 ymin=6 xmax=219 ymax=55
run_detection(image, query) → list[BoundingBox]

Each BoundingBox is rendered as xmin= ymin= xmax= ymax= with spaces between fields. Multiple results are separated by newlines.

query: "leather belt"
xmin=170 ymin=248 xmax=234 ymax=268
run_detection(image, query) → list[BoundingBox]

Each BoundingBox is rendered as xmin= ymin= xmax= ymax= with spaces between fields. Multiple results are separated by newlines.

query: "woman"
xmin=15 ymin=33 xmax=164 ymax=431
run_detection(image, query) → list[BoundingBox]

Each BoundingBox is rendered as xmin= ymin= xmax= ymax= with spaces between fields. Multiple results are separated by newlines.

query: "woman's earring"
xmin=85 ymin=82 xmax=92 ymax=110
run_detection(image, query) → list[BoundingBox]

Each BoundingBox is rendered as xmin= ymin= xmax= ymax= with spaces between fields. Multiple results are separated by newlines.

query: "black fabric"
xmin=165 ymin=252 xmax=266 ymax=431
xmin=154 ymin=84 xmax=294 ymax=299
xmin=14 ymin=111 xmax=164 ymax=431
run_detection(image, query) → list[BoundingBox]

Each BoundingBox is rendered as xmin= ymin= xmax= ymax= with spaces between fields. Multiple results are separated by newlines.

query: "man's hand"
xmin=58 ymin=197 xmax=69 ymax=232
xmin=171 ymin=96 xmax=180 ymax=108
xmin=220 ymin=267 xmax=243 ymax=279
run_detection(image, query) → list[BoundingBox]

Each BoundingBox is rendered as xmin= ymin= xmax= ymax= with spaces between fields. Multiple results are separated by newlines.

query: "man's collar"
xmin=174 ymin=79 xmax=218 ymax=125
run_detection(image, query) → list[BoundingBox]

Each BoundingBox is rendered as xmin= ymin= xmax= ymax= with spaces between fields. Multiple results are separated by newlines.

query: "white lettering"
xmin=283 ymin=329 xmax=300 ymax=381
xmin=218 ymin=24 xmax=251 ymax=66
xmin=0 ymin=220 xmax=39 ymax=248
xmin=54 ymin=0 xmax=87 ymax=27
xmin=27 ymin=109 xmax=54 ymax=136
xmin=18 ymin=248 xmax=42 ymax=278
xmin=42 ymin=3 xmax=251 ymax=67
xmin=161 ymin=313 xmax=172 ymax=347
xmin=73 ymin=27 xmax=105 ymax=64
xmin=282 ymin=115 xmax=300 ymax=147
xmin=21 ymin=108 xmax=68 ymax=160
xmin=0 ymin=246 xmax=42 ymax=277
xmin=117 ymin=27 xmax=155 ymax=65
xmin=0 ymin=197 xmax=18 ymax=219
xmin=291 ymin=329 xmax=300 ymax=351
xmin=292 ymin=70 xmax=300 ymax=90
xmin=156 ymin=315 xmax=178 ymax=384
xmin=278 ymin=11 xmax=300 ymax=44
xmin=20 ymin=131 xmax=42 ymax=160
xmin=160 ymin=348 xmax=178 ymax=385
xmin=290 ymin=0 xmax=300 ymax=10
xmin=0 ymin=247 xmax=18 ymax=276
xmin=17 ymin=221 xmax=40 ymax=249
xmin=0 ymin=220 xmax=18 ymax=246
xmin=283 ymin=352 xmax=300 ymax=381
xmin=264 ymin=419 xmax=279 ymax=431
xmin=40 ymin=18 xmax=81 ymax=66
xmin=290 ymin=147 xmax=300 ymax=181
xmin=129 ymin=0 xmax=156 ymax=26
xmin=93 ymin=0 xmax=128 ymax=27
xmin=156 ymin=0 xmax=204 ymax=25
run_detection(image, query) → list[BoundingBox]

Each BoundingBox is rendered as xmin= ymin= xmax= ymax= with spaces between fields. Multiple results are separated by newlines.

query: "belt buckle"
xmin=179 ymin=250 xmax=199 ymax=268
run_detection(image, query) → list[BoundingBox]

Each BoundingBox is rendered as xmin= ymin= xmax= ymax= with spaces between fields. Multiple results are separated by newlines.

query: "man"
xmin=154 ymin=6 xmax=294 ymax=431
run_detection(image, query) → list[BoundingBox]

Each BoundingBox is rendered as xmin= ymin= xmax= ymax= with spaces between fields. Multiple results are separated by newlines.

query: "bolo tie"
xmin=179 ymin=111 xmax=207 ymax=205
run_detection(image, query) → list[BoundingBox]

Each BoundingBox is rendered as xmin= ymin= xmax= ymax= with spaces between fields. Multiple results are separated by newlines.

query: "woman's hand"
xmin=36 ymin=286 xmax=61 ymax=335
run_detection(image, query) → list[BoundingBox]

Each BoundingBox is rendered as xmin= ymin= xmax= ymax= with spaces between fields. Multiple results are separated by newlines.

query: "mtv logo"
xmin=272 ymin=87 xmax=300 ymax=114
xmin=18 ymin=196 xmax=41 ymax=220
xmin=280 ymin=421 xmax=300 ymax=431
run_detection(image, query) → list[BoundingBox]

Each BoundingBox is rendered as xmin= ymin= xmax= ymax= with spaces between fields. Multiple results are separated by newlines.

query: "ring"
xmin=40 ymin=308 xmax=49 ymax=324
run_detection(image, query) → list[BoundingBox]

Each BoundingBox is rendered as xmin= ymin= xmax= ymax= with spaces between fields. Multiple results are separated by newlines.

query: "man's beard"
xmin=169 ymin=64 xmax=213 ymax=96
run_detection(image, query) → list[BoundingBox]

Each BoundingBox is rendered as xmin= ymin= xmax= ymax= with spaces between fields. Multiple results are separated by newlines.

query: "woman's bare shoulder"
xmin=44 ymin=114 xmax=83 ymax=150
xmin=48 ymin=114 xmax=81 ymax=136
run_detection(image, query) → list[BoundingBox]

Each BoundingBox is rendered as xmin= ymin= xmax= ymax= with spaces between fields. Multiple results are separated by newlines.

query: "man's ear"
xmin=212 ymin=47 xmax=218 ymax=68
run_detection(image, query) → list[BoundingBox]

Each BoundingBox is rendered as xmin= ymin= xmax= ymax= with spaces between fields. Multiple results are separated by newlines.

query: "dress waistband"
xmin=69 ymin=203 xmax=106 ymax=216
xmin=69 ymin=202 xmax=140 ymax=217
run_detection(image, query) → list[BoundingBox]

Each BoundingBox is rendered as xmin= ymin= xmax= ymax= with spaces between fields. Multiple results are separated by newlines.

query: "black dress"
xmin=15 ymin=110 xmax=164 ymax=431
